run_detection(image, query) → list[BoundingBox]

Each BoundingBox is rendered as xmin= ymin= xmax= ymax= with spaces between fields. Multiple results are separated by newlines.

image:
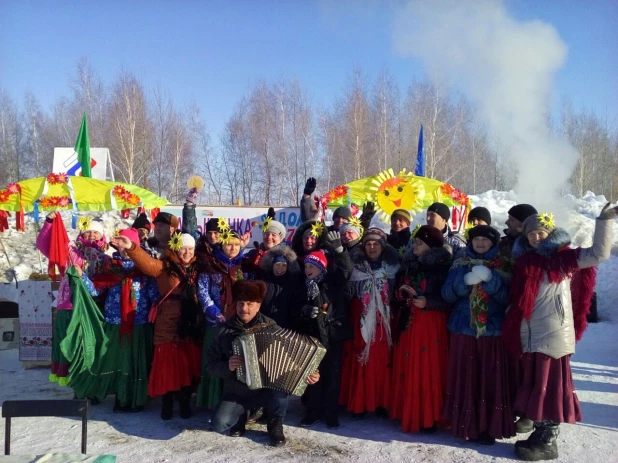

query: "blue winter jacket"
xmin=441 ymin=244 xmax=510 ymax=337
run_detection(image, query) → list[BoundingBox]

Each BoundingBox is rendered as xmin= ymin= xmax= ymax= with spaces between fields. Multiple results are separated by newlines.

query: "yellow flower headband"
xmin=539 ymin=212 xmax=555 ymax=229
xmin=219 ymin=229 xmax=240 ymax=245
xmin=77 ymin=216 xmax=92 ymax=231
xmin=217 ymin=217 xmax=230 ymax=232
xmin=310 ymin=221 xmax=324 ymax=238
xmin=168 ymin=233 xmax=183 ymax=252
xmin=261 ymin=216 xmax=272 ymax=233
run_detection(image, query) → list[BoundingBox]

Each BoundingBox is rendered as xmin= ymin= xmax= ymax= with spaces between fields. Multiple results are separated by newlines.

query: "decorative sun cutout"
xmin=367 ymin=169 xmax=425 ymax=223
xmin=261 ymin=216 xmax=272 ymax=233
xmin=77 ymin=216 xmax=91 ymax=231
xmin=168 ymin=233 xmax=182 ymax=251
xmin=217 ymin=217 xmax=230 ymax=232
xmin=310 ymin=222 xmax=324 ymax=238
xmin=348 ymin=216 xmax=364 ymax=238
xmin=539 ymin=212 xmax=555 ymax=229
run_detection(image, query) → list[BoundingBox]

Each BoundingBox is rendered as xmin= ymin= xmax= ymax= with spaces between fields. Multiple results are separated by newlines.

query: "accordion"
xmin=232 ymin=325 xmax=326 ymax=396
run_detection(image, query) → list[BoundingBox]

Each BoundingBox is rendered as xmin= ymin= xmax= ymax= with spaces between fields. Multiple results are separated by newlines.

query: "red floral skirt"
xmin=514 ymin=352 xmax=582 ymax=424
xmin=339 ymin=299 xmax=391 ymax=413
xmin=390 ymin=310 xmax=449 ymax=432
xmin=443 ymin=333 xmax=516 ymax=440
xmin=147 ymin=340 xmax=202 ymax=398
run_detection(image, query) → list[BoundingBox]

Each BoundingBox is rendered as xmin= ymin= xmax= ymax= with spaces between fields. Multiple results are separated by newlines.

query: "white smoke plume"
xmin=393 ymin=0 xmax=580 ymax=213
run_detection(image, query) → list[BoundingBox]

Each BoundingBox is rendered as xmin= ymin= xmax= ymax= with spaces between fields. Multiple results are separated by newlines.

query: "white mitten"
xmin=464 ymin=272 xmax=482 ymax=286
xmin=472 ymin=265 xmax=493 ymax=282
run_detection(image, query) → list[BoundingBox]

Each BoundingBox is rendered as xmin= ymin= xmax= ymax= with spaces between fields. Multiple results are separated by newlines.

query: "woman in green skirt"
xmin=196 ymin=230 xmax=250 ymax=410
xmin=74 ymin=228 xmax=159 ymax=412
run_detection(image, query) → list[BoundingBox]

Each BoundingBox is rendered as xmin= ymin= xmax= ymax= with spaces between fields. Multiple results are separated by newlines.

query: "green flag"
xmin=75 ymin=113 xmax=92 ymax=177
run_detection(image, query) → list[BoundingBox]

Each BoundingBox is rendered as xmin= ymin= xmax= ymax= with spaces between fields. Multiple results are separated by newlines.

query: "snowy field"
xmin=1 ymin=190 xmax=617 ymax=462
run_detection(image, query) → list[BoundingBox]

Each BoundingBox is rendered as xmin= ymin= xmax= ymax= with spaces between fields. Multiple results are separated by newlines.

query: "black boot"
xmin=113 ymin=398 xmax=129 ymax=413
xmin=230 ymin=412 xmax=247 ymax=437
xmin=267 ymin=416 xmax=286 ymax=447
xmin=515 ymin=421 xmax=559 ymax=461
xmin=421 ymin=423 xmax=437 ymax=434
xmin=300 ymin=408 xmax=321 ymax=427
xmin=247 ymin=407 xmax=264 ymax=424
xmin=351 ymin=412 xmax=365 ymax=421
xmin=161 ymin=392 xmax=174 ymax=420
xmin=324 ymin=411 xmax=339 ymax=430
xmin=516 ymin=417 xmax=534 ymax=434
xmin=469 ymin=431 xmax=495 ymax=445
xmin=375 ymin=406 xmax=388 ymax=419
xmin=179 ymin=387 xmax=192 ymax=419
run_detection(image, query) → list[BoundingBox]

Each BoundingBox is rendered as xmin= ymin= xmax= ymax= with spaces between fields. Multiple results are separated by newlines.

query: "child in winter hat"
xmin=304 ymin=250 xmax=328 ymax=280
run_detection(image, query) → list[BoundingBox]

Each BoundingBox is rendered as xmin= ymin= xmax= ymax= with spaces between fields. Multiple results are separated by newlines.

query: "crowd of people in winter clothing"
xmin=37 ymin=176 xmax=618 ymax=460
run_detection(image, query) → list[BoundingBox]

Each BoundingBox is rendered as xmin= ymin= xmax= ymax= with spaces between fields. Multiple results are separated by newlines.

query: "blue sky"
xmin=1 ymin=0 xmax=616 ymax=140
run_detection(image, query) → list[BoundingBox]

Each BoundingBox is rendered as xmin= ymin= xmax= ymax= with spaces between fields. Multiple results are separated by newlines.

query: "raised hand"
xmin=363 ymin=202 xmax=375 ymax=215
xmin=267 ymin=207 xmax=276 ymax=219
xmin=304 ymin=177 xmax=317 ymax=196
xmin=327 ymin=230 xmax=343 ymax=253
xmin=46 ymin=212 xmax=57 ymax=221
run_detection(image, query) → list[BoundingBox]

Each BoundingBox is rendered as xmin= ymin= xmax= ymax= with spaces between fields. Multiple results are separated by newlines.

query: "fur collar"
xmin=258 ymin=244 xmax=301 ymax=276
xmin=512 ymin=228 xmax=571 ymax=259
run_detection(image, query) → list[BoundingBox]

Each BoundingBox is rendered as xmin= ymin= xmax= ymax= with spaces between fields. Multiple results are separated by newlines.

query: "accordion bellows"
xmin=232 ymin=325 xmax=326 ymax=396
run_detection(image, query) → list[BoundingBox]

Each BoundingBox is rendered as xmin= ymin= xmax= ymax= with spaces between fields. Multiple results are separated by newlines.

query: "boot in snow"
xmin=179 ymin=387 xmax=192 ymax=419
xmin=230 ymin=412 xmax=247 ymax=437
xmin=161 ymin=392 xmax=174 ymax=420
xmin=516 ymin=417 xmax=534 ymax=434
xmin=267 ymin=416 xmax=286 ymax=447
xmin=515 ymin=421 xmax=559 ymax=461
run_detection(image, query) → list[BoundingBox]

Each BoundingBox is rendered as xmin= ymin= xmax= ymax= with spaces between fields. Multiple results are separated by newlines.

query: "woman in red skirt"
xmin=502 ymin=206 xmax=616 ymax=461
xmin=390 ymin=226 xmax=452 ymax=433
xmin=441 ymin=225 xmax=515 ymax=445
xmin=339 ymin=228 xmax=399 ymax=419
xmin=112 ymin=231 xmax=204 ymax=421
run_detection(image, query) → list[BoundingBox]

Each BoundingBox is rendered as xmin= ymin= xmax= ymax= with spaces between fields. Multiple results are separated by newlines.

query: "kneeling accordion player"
xmin=232 ymin=325 xmax=326 ymax=396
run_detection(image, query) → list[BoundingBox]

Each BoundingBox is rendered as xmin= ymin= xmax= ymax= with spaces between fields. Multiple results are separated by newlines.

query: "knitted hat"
xmin=119 ymin=228 xmax=140 ymax=246
xmin=468 ymin=207 xmax=492 ymax=225
xmin=264 ymin=220 xmax=286 ymax=239
xmin=414 ymin=225 xmax=444 ymax=248
xmin=83 ymin=220 xmax=104 ymax=235
xmin=232 ymin=280 xmax=267 ymax=303
xmin=180 ymin=233 xmax=196 ymax=248
xmin=206 ymin=218 xmax=221 ymax=233
xmin=508 ymin=204 xmax=538 ymax=224
xmin=339 ymin=222 xmax=362 ymax=239
xmin=468 ymin=225 xmax=500 ymax=246
xmin=132 ymin=213 xmax=151 ymax=231
xmin=391 ymin=209 xmax=411 ymax=225
xmin=153 ymin=212 xmax=179 ymax=229
xmin=522 ymin=213 xmax=555 ymax=237
xmin=273 ymin=255 xmax=288 ymax=265
xmin=427 ymin=202 xmax=450 ymax=221
xmin=333 ymin=206 xmax=352 ymax=221
xmin=362 ymin=227 xmax=388 ymax=247
xmin=304 ymin=251 xmax=328 ymax=273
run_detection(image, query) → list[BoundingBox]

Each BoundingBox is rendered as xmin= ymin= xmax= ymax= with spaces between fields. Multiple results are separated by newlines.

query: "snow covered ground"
xmin=0 ymin=191 xmax=617 ymax=462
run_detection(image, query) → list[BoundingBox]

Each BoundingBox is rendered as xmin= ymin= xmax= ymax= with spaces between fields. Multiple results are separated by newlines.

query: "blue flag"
xmin=415 ymin=125 xmax=425 ymax=177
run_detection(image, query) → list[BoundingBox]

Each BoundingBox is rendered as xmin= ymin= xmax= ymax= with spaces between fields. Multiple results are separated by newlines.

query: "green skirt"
xmin=71 ymin=323 xmax=153 ymax=408
xmin=49 ymin=310 xmax=72 ymax=386
xmin=196 ymin=325 xmax=222 ymax=410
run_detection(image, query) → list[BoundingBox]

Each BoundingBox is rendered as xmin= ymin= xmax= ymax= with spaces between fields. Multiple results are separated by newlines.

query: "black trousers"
xmin=304 ymin=342 xmax=343 ymax=417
